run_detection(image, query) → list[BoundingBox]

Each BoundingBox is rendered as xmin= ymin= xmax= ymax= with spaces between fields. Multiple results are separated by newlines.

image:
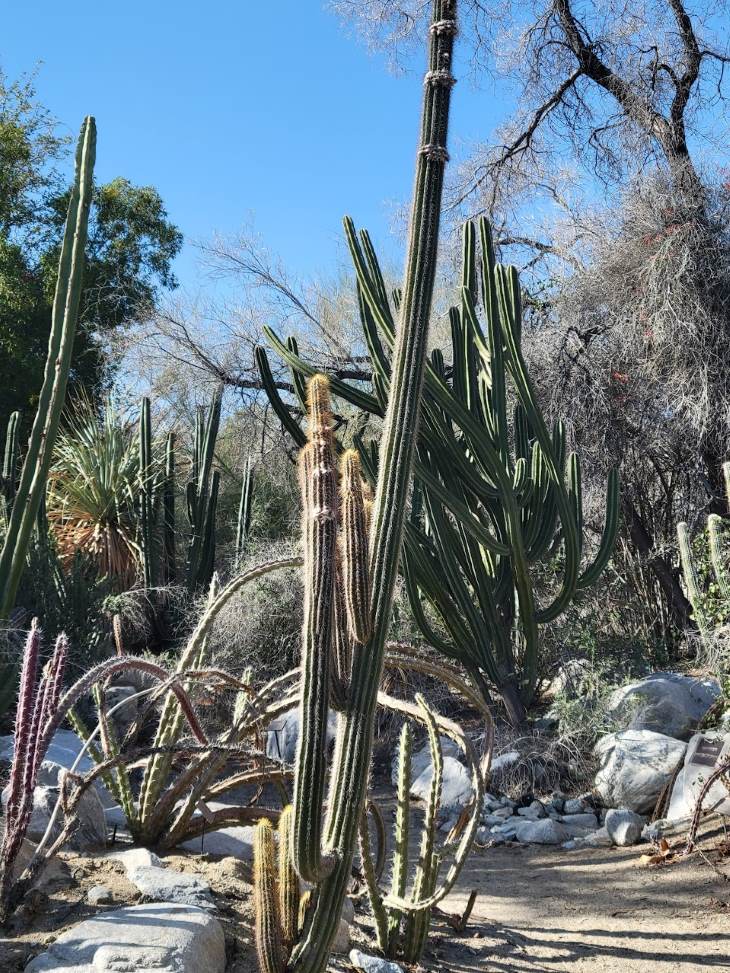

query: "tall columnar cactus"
xmin=276 ymin=6 xmax=459 ymax=969
xmin=1 ymin=411 xmax=20 ymax=525
xmin=138 ymin=397 xmax=156 ymax=588
xmin=260 ymin=216 xmax=620 ymax=728
xmin=0 ymin=118 xmax=96 ymax=620
xmin=186 ymin=391 xmax=222 ymax=591
xmin=162 ymin=432 xmax=177 ymax=583
xmin=678 ymin=460 xmax=730 ymax=637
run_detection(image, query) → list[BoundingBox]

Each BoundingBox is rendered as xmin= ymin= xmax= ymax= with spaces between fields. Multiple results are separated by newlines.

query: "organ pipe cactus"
xmin=162 ymin=432 xmax=177 ymax=583
xmin=138 ymin=397 xmax=156 ymax=588
xmin=260 ymin=212 xmax=620 ymax=729
xmin=186 ymin=391 xmax=222 ymax=591
xmin=253 ymin=807 xmax=302 ymax=973
xmin=0 ymin=118 xmax=96 ymax=621
xmin=678 ymin=460 xmax=730 ymax=637
xmin=235 ymin=454 xmax=255 ymax=568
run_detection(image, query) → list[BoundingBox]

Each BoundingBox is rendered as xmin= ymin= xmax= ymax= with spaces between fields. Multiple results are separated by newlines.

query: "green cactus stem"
xmin=254 ymin=818 xmax=286 ymax=973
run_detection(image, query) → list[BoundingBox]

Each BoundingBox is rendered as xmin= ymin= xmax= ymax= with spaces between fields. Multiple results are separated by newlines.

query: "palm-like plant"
xmin=47 ymin=396 xmax=150 ymax=585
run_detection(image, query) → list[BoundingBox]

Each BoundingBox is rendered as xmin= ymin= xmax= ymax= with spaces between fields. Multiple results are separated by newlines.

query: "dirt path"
xmin=415 ymin=823 xmax=730 ymax=973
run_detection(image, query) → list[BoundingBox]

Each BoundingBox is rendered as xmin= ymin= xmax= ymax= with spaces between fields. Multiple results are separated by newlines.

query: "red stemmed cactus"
xmin=1 ymin=621 xmax=68 ymax=914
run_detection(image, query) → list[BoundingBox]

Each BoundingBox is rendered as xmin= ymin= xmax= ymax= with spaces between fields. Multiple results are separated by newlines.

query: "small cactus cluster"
xmin=254 ymin=806 xmax=301 ymax=973
xmin=0 ymin=622 xmax=68 ymax=915
xmin=678 ymin=461 xmax=730 ymax=638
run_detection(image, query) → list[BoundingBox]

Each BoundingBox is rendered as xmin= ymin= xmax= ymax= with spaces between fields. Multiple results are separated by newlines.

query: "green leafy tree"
xmin=0 ymin=68 xmax=182 ymax=426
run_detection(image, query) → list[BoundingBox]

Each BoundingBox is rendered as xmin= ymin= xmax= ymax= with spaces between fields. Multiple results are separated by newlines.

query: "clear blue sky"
xmin=6 ymin=2 xmax=499 ymax=289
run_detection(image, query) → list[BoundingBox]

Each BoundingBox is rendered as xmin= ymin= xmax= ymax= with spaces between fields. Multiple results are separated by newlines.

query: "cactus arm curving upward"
xmin=0 ymin=119 xmax=96 ymax=618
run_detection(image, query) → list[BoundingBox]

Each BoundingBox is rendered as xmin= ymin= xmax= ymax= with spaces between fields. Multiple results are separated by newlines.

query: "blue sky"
xmin=6 ymin=2 xmax=500 ymax=291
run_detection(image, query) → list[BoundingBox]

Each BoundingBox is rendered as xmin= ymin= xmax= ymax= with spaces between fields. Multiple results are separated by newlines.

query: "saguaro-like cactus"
xmin=1 ymin=412 xmax=20 ymax=525
xmin=254 ymin=818 xmax=287 ymax=973
xmin=0 ymin=118 xmax=96 ymax=620
xmin=138 ymin=397 xmax=156 ymax=588
xmin=678 ymin=460 xmax=730 ymax=637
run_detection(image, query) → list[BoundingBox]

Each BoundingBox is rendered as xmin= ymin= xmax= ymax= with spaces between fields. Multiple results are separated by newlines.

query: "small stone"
xmin=517 ymin=801 xmax=545 ymax=820
xmin=581 ymin=826 xmax=612 ymax=847
xmin=513 ymin=818 xmax=570 ymax=845
xmin=476 ymin=826 xmax=490 ymax=843
xmin=559 ymin=812 xmax=599 ymax=829
xmin=563 ymin=797 xmax=589 ymax=815
xmin=87 ymin=884 xmax=113 ymax=905
xmin=349 ymin=949 xmax=404 ymax=973
xmin=491 ymin=805 xmax=514 ymax=819
xmin=605 ymin=808 xmax=645 ymax=846
xmin=127 ymin=864 xmax=215 ymax=910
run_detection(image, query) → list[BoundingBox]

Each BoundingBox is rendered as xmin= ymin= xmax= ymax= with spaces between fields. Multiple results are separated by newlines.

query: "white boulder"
xmin=605 ymin=808 xmax=645 ymax=846
xmin=266 ymin=707 xmax=337 ymax=763
xmin=594 ymin=729 xmax=686 ymax=813
xmin=666 ymin=731 xmax=730 ymax=822
xmin=25 ymin=903 xmax=225 ymax=972
xmin=607 ymin=672 xmax=720 ymax=741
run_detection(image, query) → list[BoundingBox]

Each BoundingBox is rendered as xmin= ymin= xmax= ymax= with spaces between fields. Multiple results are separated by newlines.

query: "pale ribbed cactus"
xmin=277 ymin=805 xmax=300 ymax=953
xmin=235 ymin=454 xmax=255 ymax=569
xmin=678 ymin=460 xmax=730 ymax=637
xmin=1 ymin=411 xmax=20 ymax=525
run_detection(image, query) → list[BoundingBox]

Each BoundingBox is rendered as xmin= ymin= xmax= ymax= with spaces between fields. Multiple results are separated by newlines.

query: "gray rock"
xmin=87 ymin=884 xmax=113 ymax=905
xmin=349 ymin=949 xmax=404 ymax=973
xmin=412 ymin=755 xmax=473 ymax=809
xmin=608 ymin=672 xmax=721 ymax=741
xmin=178 ymin=825 xmax=255 ymax=859
xmin=482 ymin=793 xmax=502 ymax=811
xmin=605 ymin=808 xmax=645 ymax=846
xmin=105 ymin=685 xmax=139 ymax=740
xmin=491 ymin=751 xmax=520 ymax=774
xmin=127 ymin=864 xmax=215 ymax=910
xmin=594 ymin=729 xmax=687 ymax=813
xmin=559 ymin=812 xmax=599 ymax=830
xmin=517 ymin=801 xmax=545 ymax=820
xmin=563 ymin=796 xmax=590 ymax=814
xmin=513 ymin=818 xmax=570 ymax=844
xmin=581 ymin=826 xmax=613 ymax=847
xmin=666 ymin=731 xmax=730 ymax=822
xmin=476 ymin=826 xmax=490 ymax=843
xmin=548 ymin=659 xmax=591 ymax=697
xmin=2 ymin=780 xmax=106 ymax=850
xmin=268 ymin=707 xmax=337 ymax=764
xmin=25 ymin=903 xmax=225 ymax=972
xmin=549 ymin=792 xmax=566 ymax=812
xmin=109 ymin=847 xmax=163 ymax=871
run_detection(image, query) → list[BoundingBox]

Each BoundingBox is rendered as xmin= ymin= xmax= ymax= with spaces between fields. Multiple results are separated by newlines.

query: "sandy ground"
xmin=3 ymin=820 xmax=730 ymax=971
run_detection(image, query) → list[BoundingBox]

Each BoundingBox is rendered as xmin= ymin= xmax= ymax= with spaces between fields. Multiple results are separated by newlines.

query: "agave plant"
xmin=47 ymin=395 xmax=150 ymax=585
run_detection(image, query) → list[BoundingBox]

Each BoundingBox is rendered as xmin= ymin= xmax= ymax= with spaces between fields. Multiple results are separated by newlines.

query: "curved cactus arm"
xmin=255 ymin=345 xmax=308 ymax=448
xmin=254 ymin=819 xmax=287 ymax=973
xmin=380 ymin=691 xmax=483 ymax=915
xmin=0 ymin=119 xmax=96 ymax=618
xmin=357 ymin=807 xmax=390 ymax=952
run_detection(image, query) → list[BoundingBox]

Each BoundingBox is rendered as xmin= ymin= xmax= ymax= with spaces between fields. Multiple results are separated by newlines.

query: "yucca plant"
xmin=47 ymin=394 xmax=146 ymax=586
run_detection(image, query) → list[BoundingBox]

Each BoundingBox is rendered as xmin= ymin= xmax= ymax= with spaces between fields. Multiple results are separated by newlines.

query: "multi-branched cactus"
xmin=259 ymin=211 xmax=619 ymax=728
xmin=678 ymin=461 xmax=730 ymax=638
xmin=0 ymin=118 xmax=96 ymax=622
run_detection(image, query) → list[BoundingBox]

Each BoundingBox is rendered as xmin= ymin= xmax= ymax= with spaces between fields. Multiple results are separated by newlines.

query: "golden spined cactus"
xmin=292 ymin=375 xmax=338 ymax=883
xmin=254 ymin=818 xmax=286 ymax=973
xmin=277 ymin=806 xmax=301 ymax=953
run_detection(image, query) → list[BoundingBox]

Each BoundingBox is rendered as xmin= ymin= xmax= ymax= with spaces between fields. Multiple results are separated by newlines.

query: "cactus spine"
xmin=0 ymin=118 xmax=96 ymax=620
xmin=678 ymin=460 xmax=730 ymax=637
